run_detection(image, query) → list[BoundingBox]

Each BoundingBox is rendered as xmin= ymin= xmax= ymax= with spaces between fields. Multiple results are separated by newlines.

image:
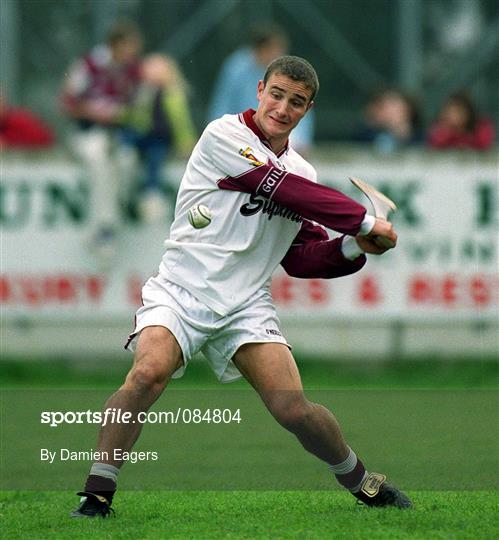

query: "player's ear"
xmin=257 ymin=80 xmax=265 ymax=101
xmin=306 ymin=100 xmax=314 ymax=112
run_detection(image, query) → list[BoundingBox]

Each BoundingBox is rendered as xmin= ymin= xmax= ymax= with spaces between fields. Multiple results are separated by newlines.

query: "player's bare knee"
xmin=124 ymin=355 xmax=173 ymax=395
xmin=270 ymin=394 xmax=312 ymax=431
xmin=128 ymin=362 xmax=167 ymax=392
xmin=126 ymin=327 xmax=183 ymax=394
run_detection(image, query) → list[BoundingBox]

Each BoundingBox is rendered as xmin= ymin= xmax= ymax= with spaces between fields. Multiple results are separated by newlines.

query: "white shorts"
xmin=125 ymin=275 xmax=289 ymax=382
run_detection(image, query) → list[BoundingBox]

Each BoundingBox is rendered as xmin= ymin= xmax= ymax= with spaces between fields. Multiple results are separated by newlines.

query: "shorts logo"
xmin=239 ymin=147 xmax=264 ymax=167
xmin=265 ymin=328 xmax=282 ymax=336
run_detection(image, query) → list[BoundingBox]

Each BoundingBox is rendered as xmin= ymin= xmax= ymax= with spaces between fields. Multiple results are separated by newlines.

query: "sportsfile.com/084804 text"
xmin=40 ymin=408 xmax=242 ymax=427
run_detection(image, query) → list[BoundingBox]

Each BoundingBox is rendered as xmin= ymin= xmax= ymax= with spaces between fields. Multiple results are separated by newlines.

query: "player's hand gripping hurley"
xmin=349 ymin=177 xmax=397 ymax=248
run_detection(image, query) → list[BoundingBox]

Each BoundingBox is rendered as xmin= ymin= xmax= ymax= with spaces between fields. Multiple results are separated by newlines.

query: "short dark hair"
xmin=446 ymin=92 xmax=478 ymax=131
xmin=263 ymin=56 xmax=319 ymax=101
xmin=106 ymin=20 xmax=142 ymax=46
xmin=250 ymin=25 xmax=288 ymax=50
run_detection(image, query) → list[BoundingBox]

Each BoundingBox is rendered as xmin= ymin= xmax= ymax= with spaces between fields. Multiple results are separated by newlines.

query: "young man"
xmin=207 ymin=25 xmax=314 ymax=156
xmin=71 ymin=56 xmax=411 ymax=517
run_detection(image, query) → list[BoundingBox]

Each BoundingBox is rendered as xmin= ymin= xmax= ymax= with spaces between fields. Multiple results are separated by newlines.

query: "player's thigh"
xmin=234 ymin=342 xmax=303 ymax=391
xmin=233 ymin=342 xmax=306 ymax=416
xmin=125 ymin=325 xmax=184 ymax=388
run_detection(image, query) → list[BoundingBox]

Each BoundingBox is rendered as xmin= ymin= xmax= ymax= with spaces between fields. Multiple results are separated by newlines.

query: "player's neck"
xmin=267 ymin=137 xmax=286 ymax=155
xmin=252 ymin=114 xmax=287 ymax=155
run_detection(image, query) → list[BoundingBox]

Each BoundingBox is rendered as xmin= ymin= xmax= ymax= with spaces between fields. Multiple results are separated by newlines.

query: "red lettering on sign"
xmin=57 ymin=277 xmax=76 ymax=302
xmin=407 ymin=274 xmax=497 ymax=308
xmin=86 ymin=276 xmax=106 ymax=301
xmin=409 ymin=277 xmax=432 ymax=302
xmin=272 ymin=276 xmax=294 ymax=304
xmin=20 ymin=277 xmax=41 ymax=305
xmin=308 ymin=279 xmax=328 ymax=304
xmin=271 ymin=275 xmax=330 ymax=306
xmin=358 ymin=276 xmax=381 ymax=305
xmin=0 ymin=276 xmax=12 ymax=302
xmin=442 ymin=276 xmax=457 ymax=305
xmin=0 ymin=274 xmax=106 ymax=305
xmin=470 ymin=276 xmax=490 ymax=306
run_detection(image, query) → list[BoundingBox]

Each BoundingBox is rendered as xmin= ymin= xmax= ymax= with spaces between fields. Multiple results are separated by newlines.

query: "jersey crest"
xmin=239 ymin=147 xmax=264 ymax=167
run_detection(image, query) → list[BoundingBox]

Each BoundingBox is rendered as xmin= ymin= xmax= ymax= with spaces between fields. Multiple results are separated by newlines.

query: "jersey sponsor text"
xmin=240 ymin=194 xmax=302 ymax=222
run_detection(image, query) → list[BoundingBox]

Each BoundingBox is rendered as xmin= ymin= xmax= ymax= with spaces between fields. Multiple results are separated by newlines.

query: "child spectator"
xmin=119 ymin=54 xmax=196 ymax=222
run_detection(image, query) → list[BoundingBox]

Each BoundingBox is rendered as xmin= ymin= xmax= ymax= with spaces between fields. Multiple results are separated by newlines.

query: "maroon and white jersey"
xmin=61 ymin=45 xmax=140 ymax=122
xmin=160 ymin=109 xmax=368 ymax=315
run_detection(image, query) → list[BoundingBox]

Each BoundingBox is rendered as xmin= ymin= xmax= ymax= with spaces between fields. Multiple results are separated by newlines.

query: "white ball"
xmin=188 ymin=204 xmax=212 ymax=229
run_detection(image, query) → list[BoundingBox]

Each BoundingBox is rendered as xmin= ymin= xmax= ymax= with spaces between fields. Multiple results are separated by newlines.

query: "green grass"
xmin=1 ymin=359 xmax=497 ymax=538
xmin=1 ymin=388 xmax=497 ymax=490
xmin=2 ymin=356 xmax=498 ymax=389
xmin=1 ymin=490 xmax=497 ymax=539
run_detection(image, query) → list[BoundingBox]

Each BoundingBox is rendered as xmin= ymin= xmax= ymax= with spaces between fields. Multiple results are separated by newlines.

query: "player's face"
xmin=112 ymin=37 xmax=142 ymax=64
xmin=254 ymin=73 xmax=313 ymax=148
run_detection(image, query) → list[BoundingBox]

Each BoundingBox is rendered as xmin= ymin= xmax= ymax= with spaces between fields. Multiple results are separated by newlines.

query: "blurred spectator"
xmin=353 ymin=89 xmax=423 ymax=153
xmin=427 ymin=92 xmax=495 ymax=150
xmin=207 ymin=25 xmax=315 ymax=156
xmin=0 ymin=92 xmax=54 ymax=149
xmin=119 ymin=54 xmax=196 ymax=222
xmin=60 ymin=21 xmax=142 ymax=265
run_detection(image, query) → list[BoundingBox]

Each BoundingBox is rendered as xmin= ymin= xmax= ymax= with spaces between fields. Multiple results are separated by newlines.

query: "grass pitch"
xmin=1 ymin=490 xmax=497 ymax=539
xmin=1 ymin=358 xmax=497 ymax=538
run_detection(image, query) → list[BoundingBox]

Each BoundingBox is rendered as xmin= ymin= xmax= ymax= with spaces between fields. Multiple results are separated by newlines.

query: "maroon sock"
xmin=84 ymin=474 xmax=116 ymax=503
xmin=334 ymin=459 xmax=367 ymax=491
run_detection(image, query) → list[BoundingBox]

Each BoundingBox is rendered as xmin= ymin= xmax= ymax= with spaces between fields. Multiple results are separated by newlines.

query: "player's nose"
xmin=275 ymin=100 xmax=288 ymax=117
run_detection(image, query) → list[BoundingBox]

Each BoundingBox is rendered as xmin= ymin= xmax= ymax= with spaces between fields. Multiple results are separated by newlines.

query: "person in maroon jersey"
xmin=61 ymin=21 xmax=142 ymax=266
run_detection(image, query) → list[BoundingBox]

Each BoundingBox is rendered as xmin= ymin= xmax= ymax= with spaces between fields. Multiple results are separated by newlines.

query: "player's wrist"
xmin=359 ymin=214 xmax=376 ymax=235
xmin=341 ymin=236 xmax=365 ymax=260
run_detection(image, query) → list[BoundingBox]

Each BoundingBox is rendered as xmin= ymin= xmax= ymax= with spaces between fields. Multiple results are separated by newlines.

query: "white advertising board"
xmin=1 ymin=155 xmax=497 ymax=327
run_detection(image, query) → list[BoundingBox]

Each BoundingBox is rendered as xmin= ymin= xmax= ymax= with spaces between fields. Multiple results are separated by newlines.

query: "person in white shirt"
xmin=71 ymin=56 xmax=411 ymax=518
xmin=207 ymin=25 xmax=314 ymax=156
